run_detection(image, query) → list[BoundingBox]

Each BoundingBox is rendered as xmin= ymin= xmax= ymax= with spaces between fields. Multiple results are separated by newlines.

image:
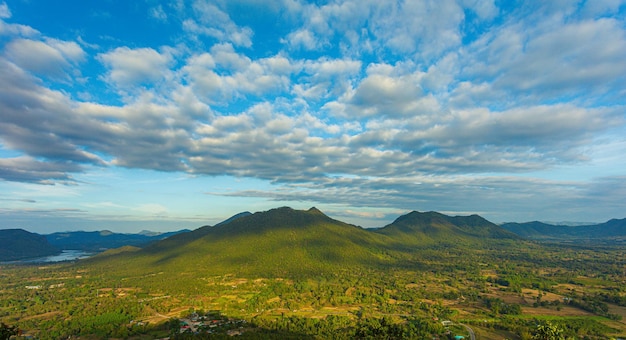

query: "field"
xmin=1 ymin=241 xmax=625 ymax=339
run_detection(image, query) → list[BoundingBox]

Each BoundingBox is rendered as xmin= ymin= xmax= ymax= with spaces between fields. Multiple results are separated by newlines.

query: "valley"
xmin=1 ymin=207 xmax=625 ymax=339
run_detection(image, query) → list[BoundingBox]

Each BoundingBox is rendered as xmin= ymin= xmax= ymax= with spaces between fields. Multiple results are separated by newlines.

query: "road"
xmin=459 ymin=323 xmax=476 ymax=340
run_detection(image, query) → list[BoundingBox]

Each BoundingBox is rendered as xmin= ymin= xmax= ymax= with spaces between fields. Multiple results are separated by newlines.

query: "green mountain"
xmin=215 ymin=211 xmax=252 ymax=226
xmin=88 ymin=207 xmax=523 ymax=278
xmin=375 ymin=211 xmax=520 ymax=246
xmin=0 ymin=229 xmax=60 ymax=261
xmin=501 ymin=218 xmax=626 ymax=242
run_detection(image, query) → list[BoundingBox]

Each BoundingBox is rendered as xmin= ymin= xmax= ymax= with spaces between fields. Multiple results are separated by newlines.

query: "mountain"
xmin=501 ymin=218 xmax=626 ymax=242
xmin=89 ymin=207 xmax=527 ymax=279
xmin=0 ymin=229 xmax=60 ymax=261
xmin=375 ymin=211 xmax=520 ymax=246
xmin=141 ymin=211 xmax=256 ymax=251
xmin=98 ymin=207 xmax=391 ymax=277
xmin=215 ymin=211 xmax=252 ymax=226
xmin=46 ymin=229 xmax=190 ymax=252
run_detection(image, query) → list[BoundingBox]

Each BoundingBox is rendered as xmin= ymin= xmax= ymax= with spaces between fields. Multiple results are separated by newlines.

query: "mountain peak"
xmin=215 ymin=211 xmax=253 ymax=226
xmin=307 ymin=206 xmax=324 ymax=215
xmin=379 ymin=210 xmax=519 ymax=243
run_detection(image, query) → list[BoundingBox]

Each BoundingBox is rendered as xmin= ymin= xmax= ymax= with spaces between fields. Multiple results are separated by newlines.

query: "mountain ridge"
xmin=45 ymin=229 xmax=190 ymax=252
xmin=0 ymin=229 xmax=60 ymax=261
xmin=90 ymin=207 xmax=522 ymax=277
xmin=501 ymin=217 xmax=626 ymax=242
xmin=375 ymin=210 xmax=520 ymax=246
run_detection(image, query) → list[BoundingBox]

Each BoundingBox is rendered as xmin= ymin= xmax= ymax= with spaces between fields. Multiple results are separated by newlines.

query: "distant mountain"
xmin=501 ymin=218 xmax=626 ymax=242
xmin=0 ymin=229 xmax=60 ymax=261
xmin=376 ymin=211 xmax=520 ymax=246
xmin=46 ymin=229 xmax=190 ymax=252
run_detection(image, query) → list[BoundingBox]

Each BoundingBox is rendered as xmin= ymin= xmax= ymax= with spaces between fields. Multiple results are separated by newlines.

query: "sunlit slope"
xmin=85 ymin=208 xmax=524 ymax=278
xmin=375 ymin=211 xmax=520 ymax=246
xmin=91 ymin=207 xmax=392 ymax=277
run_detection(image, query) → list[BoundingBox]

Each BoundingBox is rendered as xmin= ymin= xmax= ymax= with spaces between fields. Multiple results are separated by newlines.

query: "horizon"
xmin=3 ymin=205 xmax=621 ymax=235
xmin=1 ymin=1 xmax=625 ymax=234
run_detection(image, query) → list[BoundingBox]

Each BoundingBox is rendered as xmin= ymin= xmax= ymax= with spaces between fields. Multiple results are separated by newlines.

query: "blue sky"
xmin=1 ymin=0 xmax=625 ymax=233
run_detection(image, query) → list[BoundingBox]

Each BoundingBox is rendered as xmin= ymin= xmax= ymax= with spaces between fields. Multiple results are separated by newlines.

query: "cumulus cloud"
xmin=3 ymin=38 xmax=85 ymax=79
xmin=184 ymin=1 xmax=253 ymax=47
xmin=283 ymin=0 xmax=492 ymax=61
xmin=184 ymin=44 xmax=293 ymax=103
xmin=98 ymin=47 xmax=172 ymax=89
xmin=1 ymin=0 xmax=625 ymax=224
xmin=460 ymin=14 xmax=626 ymax=106
xmin=0 ymin=58 xmax=105 ymax=165
xmin=0 ymin=156 xmax=80 ymax=184
xmin=150 ymin=4 xmax=168 ymax=22
xmin=0 ymin=1 xmax=11 ymax=19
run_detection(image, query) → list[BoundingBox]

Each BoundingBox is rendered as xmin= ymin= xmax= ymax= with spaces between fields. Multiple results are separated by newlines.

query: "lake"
xmin=9 ymin=250 xmax=93 ymax=264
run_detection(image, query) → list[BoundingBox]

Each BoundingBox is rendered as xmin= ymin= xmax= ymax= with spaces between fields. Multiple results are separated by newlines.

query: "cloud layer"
xmin=1 ymin=0 xmax=625 ymax=227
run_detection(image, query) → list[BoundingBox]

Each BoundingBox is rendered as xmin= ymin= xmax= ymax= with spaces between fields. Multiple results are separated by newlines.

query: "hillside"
xmin=5 ymin=208 xmax=626 ymax=339
xmin=501 ymin=217 xmax=626 ymax=242
xmin=0 ymin=229 xmax=60 ymax=261
xmin=46 ymin=229 xmax=190 ymax=252
xmin=376 ymin=210 xmax=520 ymax=246
xmin=131 ymin=207 xmax=392 ymax=276
xmin=89 ymin=207 xmax=525 ymax=278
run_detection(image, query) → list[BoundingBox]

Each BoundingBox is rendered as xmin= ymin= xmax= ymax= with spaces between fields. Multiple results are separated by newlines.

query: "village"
xmin=173 ymin=311 xmax=248 ymax=337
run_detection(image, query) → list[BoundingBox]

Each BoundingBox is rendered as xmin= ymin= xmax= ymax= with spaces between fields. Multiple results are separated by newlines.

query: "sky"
xmin=1 ymin=0 xmax=625 ymax=234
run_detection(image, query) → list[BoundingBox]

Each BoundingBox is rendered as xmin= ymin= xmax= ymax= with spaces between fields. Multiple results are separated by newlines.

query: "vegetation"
xmin=0 ymin=229 xmax=59 ymax=262
xmin=501 ymin=218 xmax=626 ymax=244
xmin=1 ymin=207 xmax=625 ymax=339
xmin=45 ymin=229 xmax=190 ymax=252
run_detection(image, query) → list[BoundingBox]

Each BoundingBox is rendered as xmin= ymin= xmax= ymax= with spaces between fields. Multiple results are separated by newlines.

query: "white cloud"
xmin=1 ymin=0 xmax=626 ymax=225
xmin=150 ymin=4 xmax=168 ymax=22
xmin=3 ymin=38 xmax=84 ymax=79
xmin=0 ymin=156 xmax=80 ymax=184
xmin=284 ymin=28 xmax=318 ymax=50
xmin=183 ymin=46 xmax=293 ymax=103
xmin=98 ymin=47 xmax=172 ymax=88
xmin=461 ymin=14 xmax=626 ymax=105
xmin=0 ymin=20 xmax=39 ymax=37
xmin=134 ymin=203 xmax=168 ymax=217
xmin=283 ymin=0 xmax=472 ymax=60
xmin=0 ymin=1 xmax=11 ymax=19
xmin=580 ymin=0 xmax=625 ymax=17
xmin=328 ymin=70 xmax=439 ymax=119
xmin=460 ymin=0 xmax=498 ymax=19
xmin=292 ymin=57 xmax=361 ymax=101
xmin=184 ymin=1 xmax=253 ymax=47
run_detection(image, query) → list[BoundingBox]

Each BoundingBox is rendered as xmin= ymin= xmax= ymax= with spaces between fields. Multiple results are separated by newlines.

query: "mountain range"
xmin=2 ymin=207 xmax=624 ymax=263
xmin=45 ymin=229 xmax=190 ymax=252
xmin=85 ymin=207 xmax=523 ymax=277
xmin=0 ymin=229 xmax=60 ymax=261
xmin=500 ymin=218 xmax=626 ymax=242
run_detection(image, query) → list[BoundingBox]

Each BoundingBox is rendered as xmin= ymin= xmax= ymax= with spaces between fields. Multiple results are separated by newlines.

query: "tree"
xmin=0 ymin=323 xmax=19 ymax=340
xmin=532 ymin=321 xmax=564 ymax=340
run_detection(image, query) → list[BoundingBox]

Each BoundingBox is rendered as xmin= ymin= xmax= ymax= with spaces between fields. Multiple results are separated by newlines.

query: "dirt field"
xmin=521 ymin=305 xmax=594 ymax=317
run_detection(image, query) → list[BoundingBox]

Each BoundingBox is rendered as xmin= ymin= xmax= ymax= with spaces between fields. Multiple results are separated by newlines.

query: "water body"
xmin=36 ymin=250 xmax=93 ymax=262
xmin=6 ymin=250 xmax=93 ymax=264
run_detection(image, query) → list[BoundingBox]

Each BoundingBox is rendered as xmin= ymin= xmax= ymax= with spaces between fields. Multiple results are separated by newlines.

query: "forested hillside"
xmin=1 ymin=207 xmax=625 ymax=339
xmin=0 ymin=229 xmax=59 ymax=261
xmin=501 ymin=218 xmax=626 ymax=243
